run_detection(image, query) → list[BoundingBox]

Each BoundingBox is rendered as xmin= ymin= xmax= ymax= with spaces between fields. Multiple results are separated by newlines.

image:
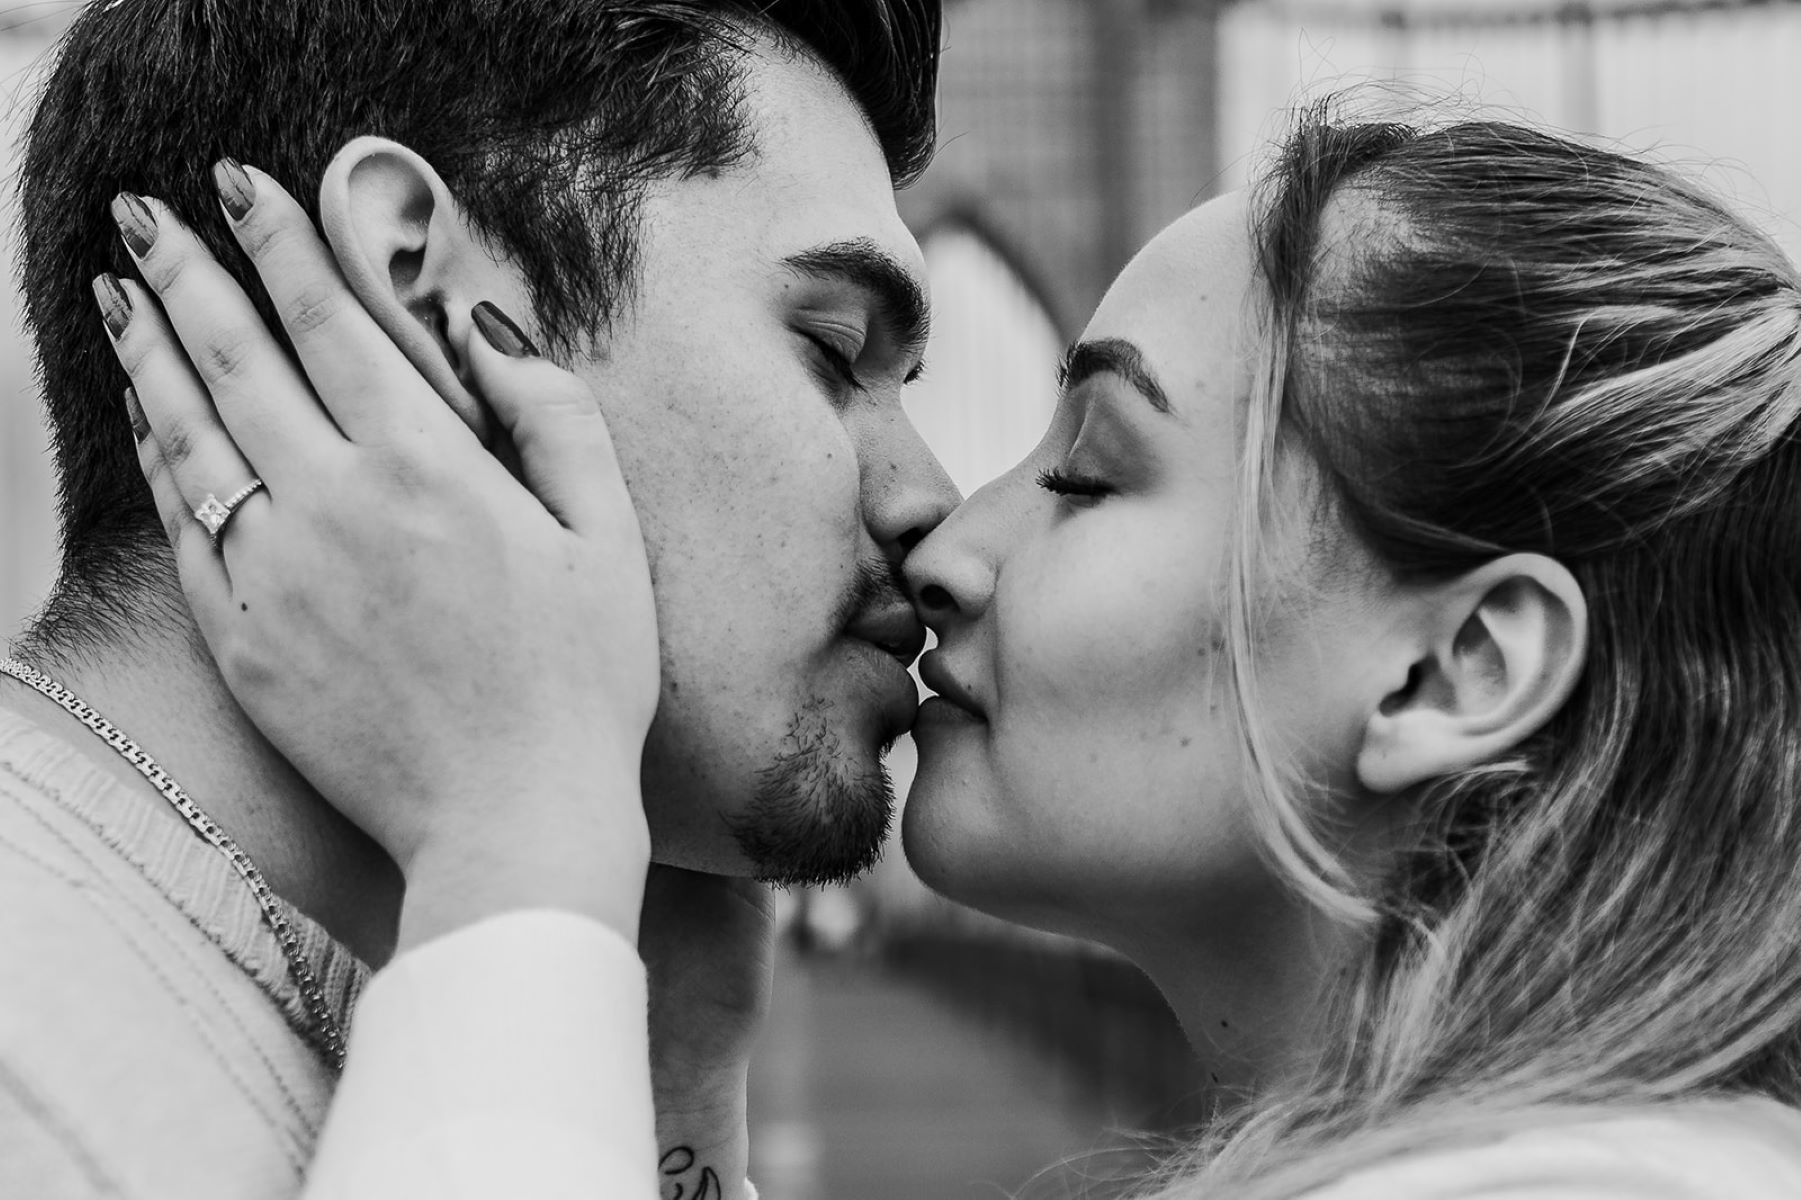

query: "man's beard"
xmin=728 ymin=698 xmax=895 ymax=887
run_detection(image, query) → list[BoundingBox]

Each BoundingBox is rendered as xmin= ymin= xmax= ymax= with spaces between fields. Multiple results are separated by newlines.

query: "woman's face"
xmin=903 ymin=193 xmax=1396 ymax=958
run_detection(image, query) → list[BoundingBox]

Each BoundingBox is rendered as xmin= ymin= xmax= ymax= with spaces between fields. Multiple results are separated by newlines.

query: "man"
xmin=2 ymin=1 xmax=951 ymax=1195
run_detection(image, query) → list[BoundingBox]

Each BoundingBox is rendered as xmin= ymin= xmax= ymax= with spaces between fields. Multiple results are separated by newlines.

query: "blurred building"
xmin=899 ymin=0 xmax=1801 ymax=514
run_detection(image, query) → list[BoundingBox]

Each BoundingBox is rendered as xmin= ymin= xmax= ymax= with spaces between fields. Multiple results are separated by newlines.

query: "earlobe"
xmin=1357 ymin=554 xmax=1587 ymax=795
xmin=318 ymin=136 xmax=526 ymax=436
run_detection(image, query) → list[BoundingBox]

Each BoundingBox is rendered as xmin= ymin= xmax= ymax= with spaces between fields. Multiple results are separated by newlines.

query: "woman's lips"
xmin=917 ymin=650 xmax=986 ymax=721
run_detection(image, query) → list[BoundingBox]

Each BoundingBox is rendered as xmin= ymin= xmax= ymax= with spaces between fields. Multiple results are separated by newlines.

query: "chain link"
xmin=0 ymin=657 xmax=346 ymax=1071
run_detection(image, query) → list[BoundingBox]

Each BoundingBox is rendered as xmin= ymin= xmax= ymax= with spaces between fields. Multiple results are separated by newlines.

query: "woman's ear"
xmin=1357 ymin=554 xmax=1588 ymax=794
xmin=318 ymin=136 xmax=534 ymax=437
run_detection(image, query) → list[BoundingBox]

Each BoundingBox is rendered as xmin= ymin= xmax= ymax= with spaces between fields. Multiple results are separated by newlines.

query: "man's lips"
xmin=917 ymin=650 xmax=985 ymax=720
xmin=845 ymin=604 xmax=929 ymax=668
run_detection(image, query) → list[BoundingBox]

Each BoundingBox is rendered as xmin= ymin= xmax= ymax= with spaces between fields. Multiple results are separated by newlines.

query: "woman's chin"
xmin=900 ymin=788 xmax=1059 ymax=928
xmin=900 ymin=777 xmax=1009 ymax=903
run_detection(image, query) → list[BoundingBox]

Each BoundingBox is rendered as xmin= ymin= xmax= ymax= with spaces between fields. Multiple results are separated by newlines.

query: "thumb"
xmin=467 ymin=301 xmax=630 ymax=533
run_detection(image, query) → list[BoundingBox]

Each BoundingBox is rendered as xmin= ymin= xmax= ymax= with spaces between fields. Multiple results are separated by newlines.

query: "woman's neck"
xmin=1120 ymin=884 xmax=1362 ymax=1102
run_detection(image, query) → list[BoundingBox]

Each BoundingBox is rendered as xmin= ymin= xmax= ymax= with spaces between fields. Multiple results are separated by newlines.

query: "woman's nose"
xmin=904 ymin=468 xmax=1025 ymax=630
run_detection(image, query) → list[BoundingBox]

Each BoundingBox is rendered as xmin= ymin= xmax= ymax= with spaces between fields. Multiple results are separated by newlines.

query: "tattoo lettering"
xmin=659 ymin=1145 xmax=722 ymax=1200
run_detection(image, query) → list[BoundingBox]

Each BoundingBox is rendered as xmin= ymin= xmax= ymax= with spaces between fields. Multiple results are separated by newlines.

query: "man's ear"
xmin=1357 ymin=554 xmax=1588 ymax=795
xmin=318 ymin=136 xmax=535 ymax=437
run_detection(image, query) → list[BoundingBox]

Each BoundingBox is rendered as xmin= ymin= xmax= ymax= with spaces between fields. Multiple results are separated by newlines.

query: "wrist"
xmin=396 ymin=779 xmax=650 ymax=952
xmin=656 ymin=1067 xmax=751 ymax=1200
xmin=655 ymin=1058 xmax=750 ymax=1125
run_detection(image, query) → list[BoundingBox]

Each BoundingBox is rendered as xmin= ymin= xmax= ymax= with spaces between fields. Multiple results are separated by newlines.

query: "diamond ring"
xmin=194 ymin=478 xmax=266 ymax=548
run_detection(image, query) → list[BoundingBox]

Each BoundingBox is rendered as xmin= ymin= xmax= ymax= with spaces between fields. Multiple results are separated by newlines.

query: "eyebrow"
xmin=1058 ymin=337 xmax=1173 ymax=415
xmin=783 ymin=238 xmax=931 ymax=370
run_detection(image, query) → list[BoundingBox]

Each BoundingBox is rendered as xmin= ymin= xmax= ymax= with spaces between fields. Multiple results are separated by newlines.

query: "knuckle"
xmin=195 ymin=328 xmax=255 ymax=385
xmin=111 ymin=328 xmax=155 ymax=377
xmin=136 ymin=241 xmax=193 ymax=294
xmin=156 ymin=418 xmax=198 ymax=468
xmin=372 ymin=442 xmax=449 ymax=493
xmin=282 ymin=281 xmax=346 ymax=339
xmin=231 ymin=209 xmax=290 ymax=263
xmin=544 ymin=377 xmax=604 ymax=415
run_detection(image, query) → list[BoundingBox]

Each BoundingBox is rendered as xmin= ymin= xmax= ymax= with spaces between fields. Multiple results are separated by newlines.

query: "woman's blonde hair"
xmin=1156 ymin=101 xmax=1801 ymax=1195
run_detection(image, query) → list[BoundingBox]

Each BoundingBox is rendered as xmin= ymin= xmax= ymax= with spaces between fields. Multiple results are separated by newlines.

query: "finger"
xmin=111 ymin=191 xmax=341 ymax=474
xmin=99 ymin=273 xmax=266 ymax=523
xmin=210 ymin=160 xmax=461 ymax=442
xmin=134 ymin=417 xmax=232 ymax=625
xmin=134 ymin=392 xmax=277 ymax=622
xmin=468 ymin=301 xmax=631 ymax=534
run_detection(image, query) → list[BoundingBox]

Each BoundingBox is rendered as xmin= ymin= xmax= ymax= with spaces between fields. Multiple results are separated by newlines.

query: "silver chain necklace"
xmin=0 ymin=657 xmax=346 ymax=1071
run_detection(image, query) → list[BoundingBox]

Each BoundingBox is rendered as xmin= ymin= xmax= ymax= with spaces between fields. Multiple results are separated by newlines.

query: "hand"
xmin=98 ymin=169 xmax=658 ymax=944
xmin=641 ymin=865 xmax=776 ymax=1200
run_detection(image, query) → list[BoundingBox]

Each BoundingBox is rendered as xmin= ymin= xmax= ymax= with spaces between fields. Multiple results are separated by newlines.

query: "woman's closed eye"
xmin=1036 ymin=465 xmax=1114 ymax=506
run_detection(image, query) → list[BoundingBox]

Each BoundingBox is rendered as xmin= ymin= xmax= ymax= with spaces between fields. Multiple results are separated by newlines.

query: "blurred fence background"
xmin=5 ymin=0 xmax=1801 ymax=1194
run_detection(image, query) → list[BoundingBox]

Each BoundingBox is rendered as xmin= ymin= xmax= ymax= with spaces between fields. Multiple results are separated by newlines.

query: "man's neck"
xmin=1 ymin=617 xmax=402 ymax=966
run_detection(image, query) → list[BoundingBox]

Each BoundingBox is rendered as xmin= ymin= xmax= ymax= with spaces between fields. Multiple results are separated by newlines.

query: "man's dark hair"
xmin=15 ymin=0 xmax=939 ymax=654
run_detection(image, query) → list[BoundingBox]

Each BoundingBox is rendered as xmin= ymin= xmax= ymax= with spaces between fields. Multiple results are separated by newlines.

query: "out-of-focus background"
xmin=4 ymin=0 xmax=1799 ymax=1195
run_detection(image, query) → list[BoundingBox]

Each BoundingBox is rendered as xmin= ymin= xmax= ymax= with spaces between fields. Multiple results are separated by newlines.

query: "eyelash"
xmin=1036 ymin=466 xmax=1113 ymax=501
xmin=803 ymin=332 xmax=867 ymax=394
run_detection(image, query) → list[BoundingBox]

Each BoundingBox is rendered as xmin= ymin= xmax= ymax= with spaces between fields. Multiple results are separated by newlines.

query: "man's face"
xmin=576 ymin=43 xmax=957 ymax=883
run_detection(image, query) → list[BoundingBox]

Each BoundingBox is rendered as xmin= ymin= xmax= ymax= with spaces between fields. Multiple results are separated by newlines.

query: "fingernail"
xmin=93 ymin=273 xmax=132 ymax=339
xmin=212 ymin=157 xmax=255 ymax=221
xmin=111 ymin=192 xmax=157 ymax=258
xmin=471 ymin=301 xmax=539 ymax=357
xmin=123 ymin=387 xmax=149 ymax=443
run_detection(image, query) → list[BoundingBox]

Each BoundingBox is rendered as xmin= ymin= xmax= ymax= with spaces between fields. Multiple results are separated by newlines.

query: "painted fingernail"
xmin=212 ymin=157 xmax=255 ymax=221
xmin=471 ymin=301 xmax=539 ymax=357
xmin=123 ymin=387 xmax=150 ymax=443
xmin=111 ymin=192 xmax=157 ymax=258
xmin=93 ymin=273 xmax=132 ymax=339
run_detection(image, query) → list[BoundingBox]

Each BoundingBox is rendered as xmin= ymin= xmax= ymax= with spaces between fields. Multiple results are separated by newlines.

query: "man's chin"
xmin=726 ymin=699 xmax=895 ymax=887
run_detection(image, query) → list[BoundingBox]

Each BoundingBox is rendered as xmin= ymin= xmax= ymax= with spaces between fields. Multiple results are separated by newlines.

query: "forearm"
xmin=305 ymin=911 xmax=660 ymax=1199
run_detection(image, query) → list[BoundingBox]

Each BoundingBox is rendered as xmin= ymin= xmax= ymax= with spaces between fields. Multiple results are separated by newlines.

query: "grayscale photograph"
xmin=2 ymin=1 xmax=1800 ymax=1197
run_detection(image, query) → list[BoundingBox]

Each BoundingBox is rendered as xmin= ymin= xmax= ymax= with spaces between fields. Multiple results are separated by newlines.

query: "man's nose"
xmin=860 ymin=406 xmax=962 ymax=557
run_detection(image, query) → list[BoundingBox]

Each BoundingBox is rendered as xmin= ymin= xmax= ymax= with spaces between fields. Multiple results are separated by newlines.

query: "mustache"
xmin=832 ymin=556 xmax=912 ymax=630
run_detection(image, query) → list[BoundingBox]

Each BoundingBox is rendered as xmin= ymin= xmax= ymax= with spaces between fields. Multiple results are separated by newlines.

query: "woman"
xmin=99 ymin=104 xmax=1801 ymax=1195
